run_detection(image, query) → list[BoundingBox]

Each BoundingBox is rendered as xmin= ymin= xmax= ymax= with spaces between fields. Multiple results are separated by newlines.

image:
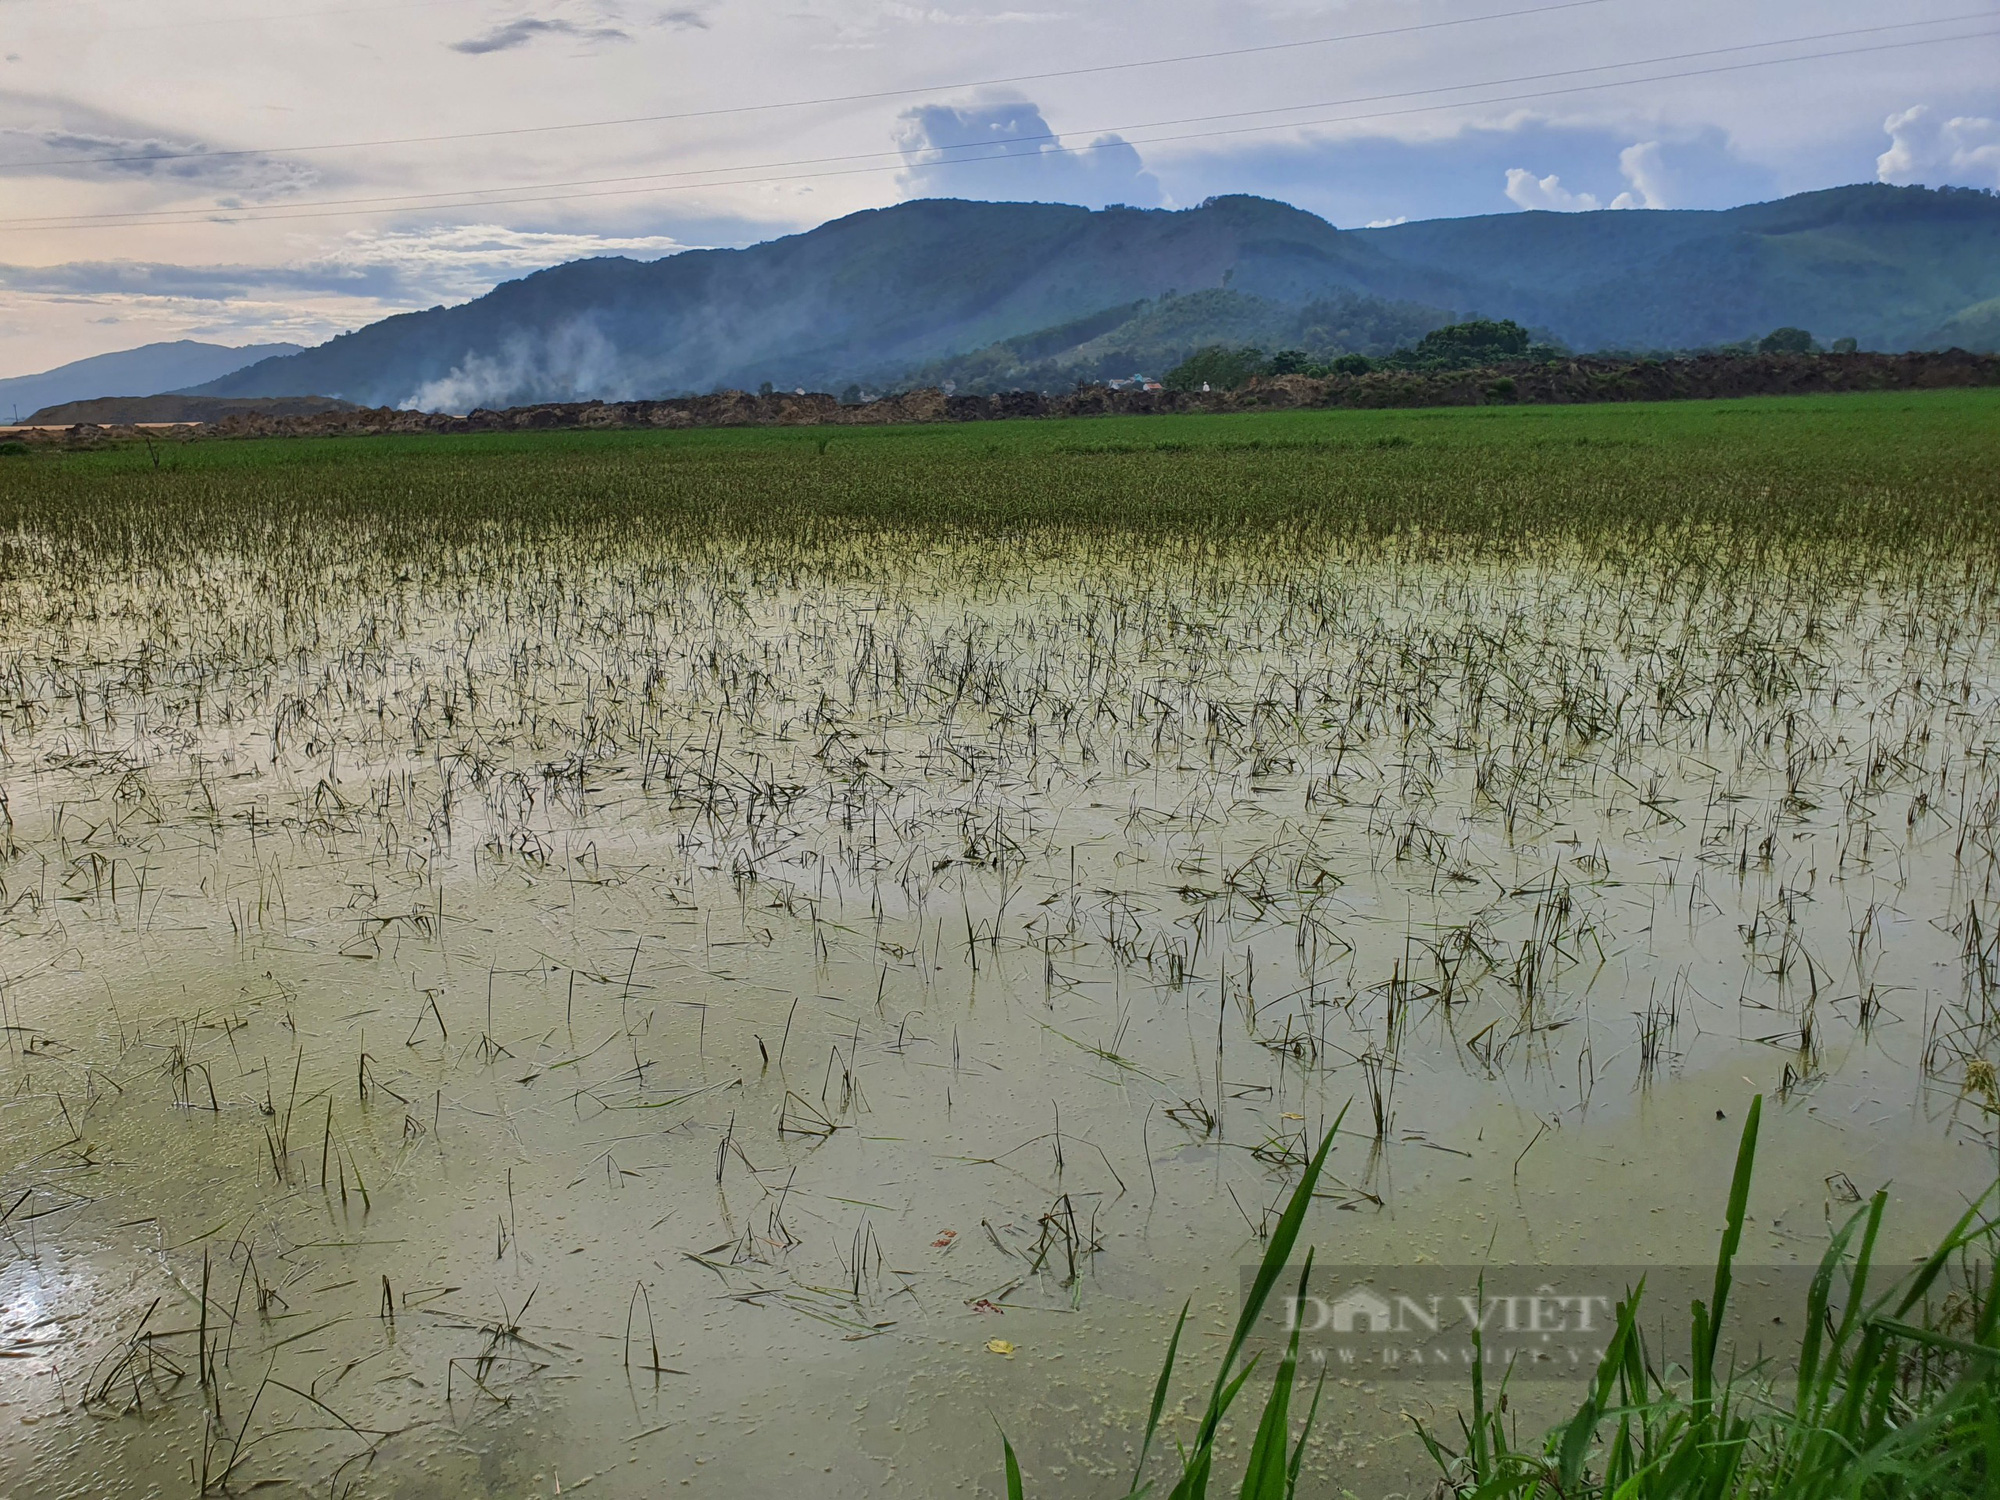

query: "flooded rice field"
xmin=2 ymin=513 xmax=1997 ymax=1496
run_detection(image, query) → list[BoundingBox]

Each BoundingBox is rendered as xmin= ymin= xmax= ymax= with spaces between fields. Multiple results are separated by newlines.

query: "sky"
xmin=0 ymin=0 xmax=1994 ymax=377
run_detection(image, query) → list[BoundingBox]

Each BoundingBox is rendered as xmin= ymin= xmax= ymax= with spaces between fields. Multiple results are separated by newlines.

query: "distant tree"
xmin=1370 ymin=319 xmax=1553 ymax=370
xmin=1758 ymin=327 xmax=1816 ymax=354
xmin=1831 ymin=337 xmax=1859 ymax=354
xmin=1163 ymin=345 xmax=1269 ymax=391
xmin=1266 ymin=349 xmax=1313 ymax=375
xmin=758 ymin=380 xmax=775 ymax=396
xmin=1328 ymin=353 xmax=1376 ymax=375
xmin=1404 ymin=318 xmax=1533 ymax=367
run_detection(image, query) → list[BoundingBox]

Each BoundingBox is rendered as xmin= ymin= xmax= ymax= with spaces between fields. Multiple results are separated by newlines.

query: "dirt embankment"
xmin=16 ymin=350 xmax=1998 ymax=447
xmin=23 ymin=394 xmax=362 ymax=425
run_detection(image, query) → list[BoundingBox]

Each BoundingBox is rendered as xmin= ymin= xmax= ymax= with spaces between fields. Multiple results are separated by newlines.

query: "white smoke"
xmin=404 ymin=319 xmax=633 ymax=412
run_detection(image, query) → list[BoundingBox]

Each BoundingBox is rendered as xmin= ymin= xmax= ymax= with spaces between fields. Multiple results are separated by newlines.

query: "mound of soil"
xmin=24 ymin=394 xmax=360 ymax=425
xmin=11 ymin=351 xmax=1997 ymax=442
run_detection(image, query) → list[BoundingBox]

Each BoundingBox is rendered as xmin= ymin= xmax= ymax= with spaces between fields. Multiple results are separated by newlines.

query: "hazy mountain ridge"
xmin=0 ymin=339 xmax=303 ymax=422
xmin=188 ymin=185 xmax=2000 ymax=411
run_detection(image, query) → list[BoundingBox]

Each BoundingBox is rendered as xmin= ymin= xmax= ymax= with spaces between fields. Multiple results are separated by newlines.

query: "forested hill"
xmin=1357 ymin=185 xmax=2000 ymax=353
xmin=187 ymin=184 xmax=2000 ymax=411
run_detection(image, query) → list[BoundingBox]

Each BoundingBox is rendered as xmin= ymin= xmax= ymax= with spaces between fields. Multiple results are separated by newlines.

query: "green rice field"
xmin=1 ymin=390 xmax=1997 ymax=1498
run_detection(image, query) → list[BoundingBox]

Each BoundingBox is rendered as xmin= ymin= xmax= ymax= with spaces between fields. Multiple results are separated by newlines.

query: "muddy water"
xmin=0 ymin=539 xmax=1995 ymax=1497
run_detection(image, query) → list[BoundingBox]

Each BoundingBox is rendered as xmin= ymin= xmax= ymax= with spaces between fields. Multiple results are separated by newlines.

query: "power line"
xmin=4 ymin=19 xmax=1990 ymax=231
xmin=5 ymin=0 xmax=1628 ymax=170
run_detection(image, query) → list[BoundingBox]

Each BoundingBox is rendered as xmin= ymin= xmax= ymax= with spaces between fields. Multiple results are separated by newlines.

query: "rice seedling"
xmin=0 ymin=390 xmax=1993 ymax=1494
xmin=1001 ymin=1111 xmax=1343 ymax=1499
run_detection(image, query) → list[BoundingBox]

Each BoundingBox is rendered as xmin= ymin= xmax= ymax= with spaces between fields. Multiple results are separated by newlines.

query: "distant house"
xmin=1106 ymin=373 xmax=1160 ymax=392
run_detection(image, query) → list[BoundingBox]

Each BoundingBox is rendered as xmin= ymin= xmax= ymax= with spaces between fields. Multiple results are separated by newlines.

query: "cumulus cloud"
xmin=1877 ymin=105 xmax=2000 ymax=189
xmin=1506 ymin=140 xmax=1674 ymax=213
xmin=451 ymin=16 xmax=630 ymax=53
xmin=1610 ymin=141 xmax=1668 ymax=209
xmin=1504 ymin=168 xmax=1601 ymax=212
xmin=894 ymin=98 xmax=1162 ymax=209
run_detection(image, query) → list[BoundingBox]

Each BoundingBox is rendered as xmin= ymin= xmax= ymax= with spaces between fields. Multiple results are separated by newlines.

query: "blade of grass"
xmin=1693 ymin=1092 xmax=1760 ymax=1417
xmin=1239 ymin=1250 xmax=1312 ymax=1500
xmin=1128 ymin=1300 xmax=1190 ymax=1497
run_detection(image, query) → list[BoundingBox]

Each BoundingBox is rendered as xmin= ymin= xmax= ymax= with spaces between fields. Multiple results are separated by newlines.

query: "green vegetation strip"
xmin=3 ymin=390 xmax=1997 ymax=555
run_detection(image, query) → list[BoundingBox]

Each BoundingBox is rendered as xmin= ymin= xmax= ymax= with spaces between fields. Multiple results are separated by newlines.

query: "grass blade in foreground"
xmin=999 ymin=1104 xmax=1347 ymax=1498
xmin=1421 ymin=1093 xmax=2000 ymax=1500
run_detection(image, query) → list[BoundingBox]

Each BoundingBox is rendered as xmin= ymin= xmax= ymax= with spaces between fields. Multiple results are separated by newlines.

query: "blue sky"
xmin=0 ymin=0 xmax=1993 ymax=375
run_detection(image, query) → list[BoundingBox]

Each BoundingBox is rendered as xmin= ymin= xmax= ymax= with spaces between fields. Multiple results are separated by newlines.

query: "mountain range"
xmin=0 ymin=340 xmax=303 ymax=422
xmin=138 ymin=184 xmax=2000 ymax=411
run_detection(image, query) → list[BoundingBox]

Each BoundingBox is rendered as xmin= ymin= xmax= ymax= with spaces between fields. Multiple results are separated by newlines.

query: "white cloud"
xmin=1365 ymin=215 xmax=1408 ymax=228
xmin=1508 ymin=140 xmax=1674 ymax=212
xmin=309 ymin=224 xmax=690 ymax=301
xmin=1504 ymin=168 xmax=1601 ymax=212
xmin=1610 ymin=141 xmax=1668 ymax=209
xmin=895 ymin=97 xmax=1162 ymax=208
xmin=1879 ymin=106 xmax=1932 ymax=181
xmin=1877 ymin=105 xmax=2000 ymax=189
